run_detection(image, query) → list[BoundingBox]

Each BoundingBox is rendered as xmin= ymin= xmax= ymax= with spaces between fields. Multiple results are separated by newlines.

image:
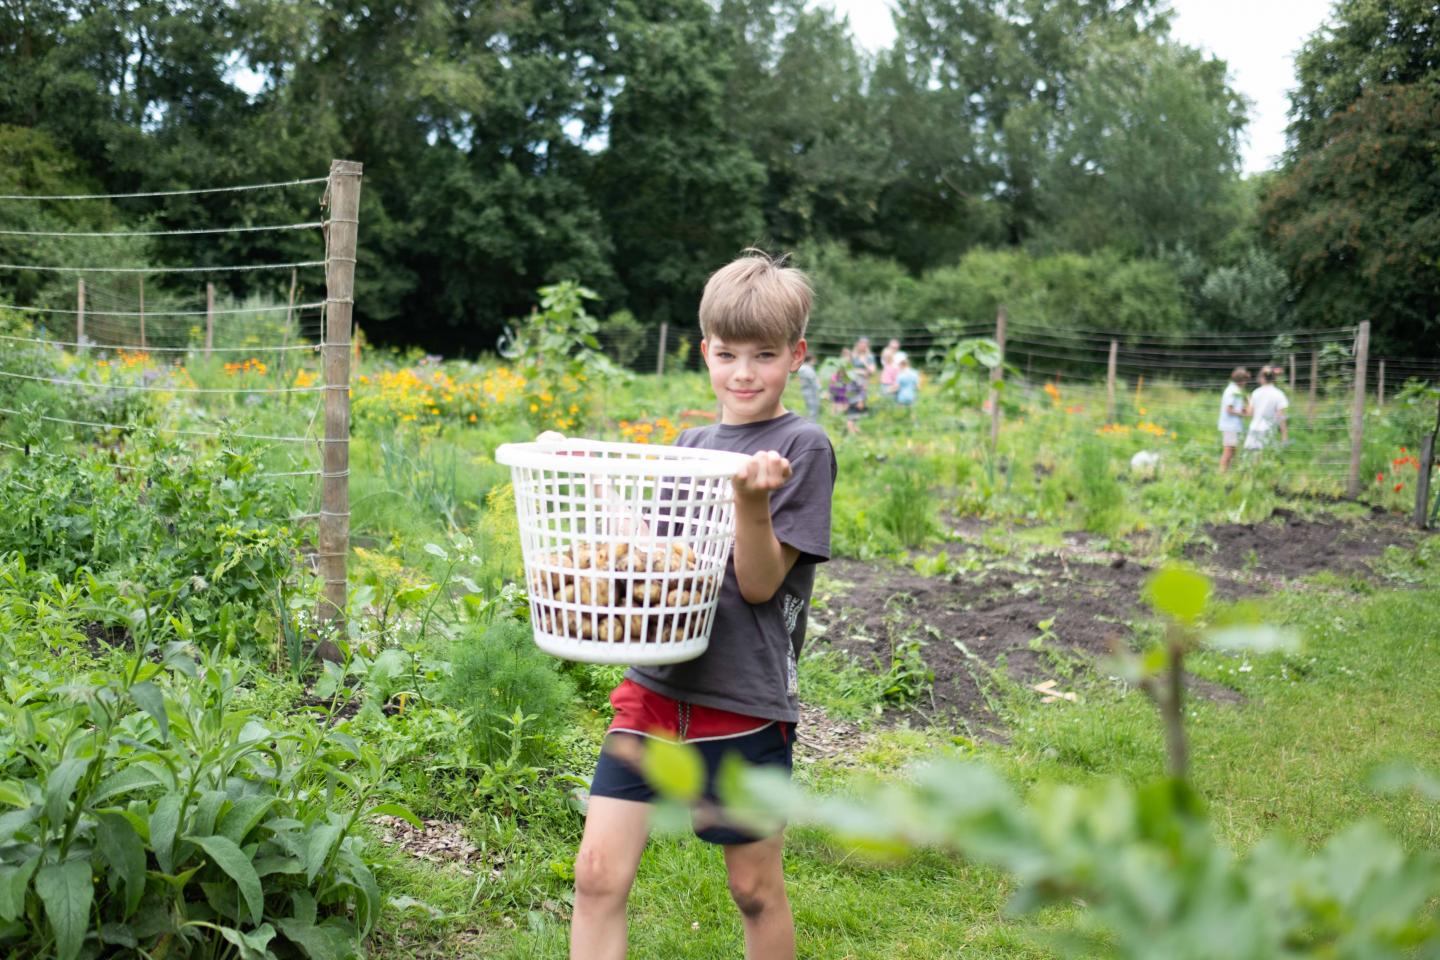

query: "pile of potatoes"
xmin=530 ymin=541 xmax=719 ymax=643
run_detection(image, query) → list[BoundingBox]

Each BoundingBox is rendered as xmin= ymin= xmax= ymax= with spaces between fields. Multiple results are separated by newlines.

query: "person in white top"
xmin=1217 ymin=367 xmax=1250 ymax=473
xmin=1245 ymin=366 xmax=1290 ymax=453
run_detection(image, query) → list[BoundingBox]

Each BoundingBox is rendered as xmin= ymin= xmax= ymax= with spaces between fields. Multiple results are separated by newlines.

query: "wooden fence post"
xmin=1417 ymin=434 xmax=1436 ymax=530
xmin=1417 ymin=391 xmax=1439 ymax=530
xmin=205 ymin=282 xmax=215 ymax=355
xmin=1346 ymin=321 xmax=1370 ymax=499
xmin=1288 ymin=353 xmax=1295 ymax=391
xmin=1377 ymin=360 xmax=1385 ymax=407
xmin=318 ymin=159 xmax=363 ymax=652
xmin=656 ymin=321 xmax=668 ymax=377
xmin=989 ymin=306 xmax=1006 ymax=450
xmin=1106 ymin=340 xmax=1118 ymax=424
xmin=76 ymin=279 xmax=85 ymax=342
xmin=138 ymin=275 xmax=146 ymax=350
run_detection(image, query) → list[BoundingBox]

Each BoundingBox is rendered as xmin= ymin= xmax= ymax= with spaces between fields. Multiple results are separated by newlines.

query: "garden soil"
xmin=808 ymin=511 xmax=1428 ymax=738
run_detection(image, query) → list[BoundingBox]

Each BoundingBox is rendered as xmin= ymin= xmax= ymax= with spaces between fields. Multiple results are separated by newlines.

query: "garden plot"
xmin=811 ymin=511 xmax=1430 ymax=732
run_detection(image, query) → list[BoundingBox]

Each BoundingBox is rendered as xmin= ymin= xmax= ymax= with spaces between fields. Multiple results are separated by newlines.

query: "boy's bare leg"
xmin=722 ymin=834 xmax=794 ymax=960
xmin=571 ymin=797 xmax=652 ymax=960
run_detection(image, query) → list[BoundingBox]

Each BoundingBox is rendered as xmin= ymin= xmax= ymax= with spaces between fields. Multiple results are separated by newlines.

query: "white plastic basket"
xmin=494 ymin=438 xmax=751 ymax=665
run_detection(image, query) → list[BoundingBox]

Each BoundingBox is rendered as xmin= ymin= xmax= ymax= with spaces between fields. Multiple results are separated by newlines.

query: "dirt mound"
xmin=814 ymin=552 xmax=1191 ymax=731
xmin=1184 ymin=507 xmax=1419 ymax=579
xmin=808 ymin=513 xmax=1428 ymax=733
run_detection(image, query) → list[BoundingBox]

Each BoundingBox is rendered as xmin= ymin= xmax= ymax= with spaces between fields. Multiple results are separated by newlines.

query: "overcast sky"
xmin=818 ymin=0 xmax=1337 ymax=175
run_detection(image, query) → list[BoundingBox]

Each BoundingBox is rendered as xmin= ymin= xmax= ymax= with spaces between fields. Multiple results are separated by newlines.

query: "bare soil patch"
xmin=1183 ymin=507 xmax=1418 ymax=580
xmin=808 ymin=511 xmax=1428 ymax=733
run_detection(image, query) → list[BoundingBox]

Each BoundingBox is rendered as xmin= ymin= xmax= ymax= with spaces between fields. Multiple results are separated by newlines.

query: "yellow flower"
xmin=530 ymin=403 xmax=539 ymax=413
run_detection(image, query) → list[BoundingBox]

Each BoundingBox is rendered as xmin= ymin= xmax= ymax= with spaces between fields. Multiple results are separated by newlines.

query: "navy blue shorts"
xmin=588 ymin=723 xmax=793 ymax=845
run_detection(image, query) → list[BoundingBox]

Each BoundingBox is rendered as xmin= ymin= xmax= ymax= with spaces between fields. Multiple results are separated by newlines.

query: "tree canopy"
xmin=0 ymin=0 xmax=1431 ymax=355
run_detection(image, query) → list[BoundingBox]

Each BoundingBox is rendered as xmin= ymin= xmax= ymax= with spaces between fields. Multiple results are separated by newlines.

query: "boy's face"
xmin=700 ymin=335 xmax=806 ymax=425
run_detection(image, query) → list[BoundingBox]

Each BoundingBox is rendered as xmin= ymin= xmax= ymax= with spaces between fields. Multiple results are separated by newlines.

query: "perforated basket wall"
xmin=495 ymin=439 xmax=751 ymax=665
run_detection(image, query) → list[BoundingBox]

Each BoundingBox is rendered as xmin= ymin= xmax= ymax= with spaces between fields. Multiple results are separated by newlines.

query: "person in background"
xmin=879 ymin=343 xmax=901 ymax=398
xmin=1245 ymin=366 xmax=1290 ymax=455
xmin=893 ymin=352 xmax=920 ymax=411
xmin=1218 ymin=367 xmax=1250 ymax=473
xmin=829 ymin=348 xmax=852 ymax=417
xmin=851 ymin=336 xmax=877 ymax=380
xmin=794 ymin=353 xmax=821 ymax=421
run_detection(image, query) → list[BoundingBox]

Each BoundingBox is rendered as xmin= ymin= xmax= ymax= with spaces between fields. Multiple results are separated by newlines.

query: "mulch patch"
xmin=807 ymin=511 xmax=1429 ymax=733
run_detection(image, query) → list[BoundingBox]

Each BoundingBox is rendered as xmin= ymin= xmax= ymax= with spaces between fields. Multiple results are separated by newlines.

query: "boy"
xmin=1217 ymin=367 xmax=1250 ymax=473
xmin=571 ymin=251 xmax=837 ymax=960
xmin=1245 ymin=366 xmax=1290 ymax=453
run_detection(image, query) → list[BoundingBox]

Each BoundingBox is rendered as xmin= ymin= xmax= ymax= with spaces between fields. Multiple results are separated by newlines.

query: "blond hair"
xmin=698 ymin=249 xmax=812 ymax=345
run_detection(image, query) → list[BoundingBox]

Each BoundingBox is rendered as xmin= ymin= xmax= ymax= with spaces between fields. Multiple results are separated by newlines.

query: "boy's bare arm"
xmin=732 ymin=451 xmax=801 ymax=605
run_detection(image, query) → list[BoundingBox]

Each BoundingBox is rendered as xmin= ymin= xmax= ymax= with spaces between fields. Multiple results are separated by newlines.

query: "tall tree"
xmin=591 ymin=0 xmax=765 ymax=332
xmin=1262 ymin=0 xmax=1440 ymax=353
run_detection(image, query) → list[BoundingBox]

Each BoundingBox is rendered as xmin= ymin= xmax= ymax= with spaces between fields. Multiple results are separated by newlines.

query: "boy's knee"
xmin=573 ymin=846 xmax=635 ymax=903
xmin=727 ymin=871 xmax=782 ymax=919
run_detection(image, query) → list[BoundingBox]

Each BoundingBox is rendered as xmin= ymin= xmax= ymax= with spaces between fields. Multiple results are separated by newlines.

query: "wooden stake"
xmin=1416 ymin=391 xmax=1439 ymax=530
xmin=318 ymin=159 xmax=363 ymax=651
xmin=205 ymin=282 xmax=215 ymax=355
xmin=76 ymin=279 xmax=85 ymax=342
xmin=1378 ymin=360 xmax=1385 ymax=407
xmin=989 ymin=306 xmax=1006 ymax=450
xmin=138 ymin=275 xmax=146 ymax=349
xmin=1417 ymin=434 xmax=1436 ymax=530
xmin=656 ymin=321 xmax=668 ymax=377
xmin=1288 ymin=352 xmax=1295 ymax=391
xmin=1106 ymin=340 xmax=1118 ymax=424
xmin=1346 ymin=321 xmax=1370 ymax=499
xmin=1308 ymin=349 xmax=1318 ymax=426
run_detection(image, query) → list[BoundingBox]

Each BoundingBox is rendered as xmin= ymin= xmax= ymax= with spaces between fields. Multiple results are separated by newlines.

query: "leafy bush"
xmin=0 ymin=620 xmax=405 ymax=960
xmin=442 ymin=619 xmax=576 ymax=766
xmin=0 ymin=436 xmax=306 ymax=651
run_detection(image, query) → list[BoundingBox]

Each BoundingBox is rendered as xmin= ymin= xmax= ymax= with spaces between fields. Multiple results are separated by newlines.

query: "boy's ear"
xmin=790 ymin=338 xmax=807 ymax=372
xmin=699 ymin=338 xmax=709 ymax=364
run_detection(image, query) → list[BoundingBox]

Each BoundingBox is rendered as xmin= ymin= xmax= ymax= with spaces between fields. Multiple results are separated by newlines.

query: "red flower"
xmin=1376 ymin=472 xmax=1385 ymax=483
xmin=1401 ymin=447 xmax=1408 ymax=453
xmin=1394 ymin=483 xmax=1404 ymax=492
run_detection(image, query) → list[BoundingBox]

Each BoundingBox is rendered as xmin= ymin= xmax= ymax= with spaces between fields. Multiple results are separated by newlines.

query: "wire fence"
xmin=0 ymin=174 xmax=341 ymax=519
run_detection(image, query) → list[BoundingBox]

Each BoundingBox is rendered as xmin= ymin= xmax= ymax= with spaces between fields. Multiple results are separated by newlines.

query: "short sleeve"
xmin=767 ymin=444 xmax=836 ymax=565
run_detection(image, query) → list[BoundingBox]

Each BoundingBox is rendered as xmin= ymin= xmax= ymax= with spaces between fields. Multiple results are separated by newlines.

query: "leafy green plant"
xmin=0 ymin=625 xmax=414 ymax=959
xmin=441 ymin=619 xmax=576 ymax=767
xmin=1077 ymin=437 xmax=1125 ymax=535
xmin=874 ymin=460 xmax=938 ymax=548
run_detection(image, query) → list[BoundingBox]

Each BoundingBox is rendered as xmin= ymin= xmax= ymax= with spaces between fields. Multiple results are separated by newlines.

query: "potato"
xmin=666 ymin=588 xmax=692 ymax=607
xmin=578 ymin=576 xmax=616 ymax=607
xmin=631 ymin=580 xmax=662 ymax=605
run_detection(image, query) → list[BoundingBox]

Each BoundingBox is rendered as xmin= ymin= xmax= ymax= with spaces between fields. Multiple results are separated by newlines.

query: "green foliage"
xmin=503 ymin=282 xmax=627 ymax=431
xmin=600 ymin=310 xmax=648 ymax=368
xmin=1264 ymin=0 xmax=1440 ymax=353
xmin=1076 ymin=438 xmax=1125 ymax=535
xmin=873 ymin=459 xmax=938 ymax=549
xmin=441 ymin=619 xmax=576 ymax=767
xmin=0 ymin=435 xmax=306 ymax=652
xmin=720 ymin=761 xmax=1440 ymax=959
xmin=0 ymin=605 xmax=405 ymax=959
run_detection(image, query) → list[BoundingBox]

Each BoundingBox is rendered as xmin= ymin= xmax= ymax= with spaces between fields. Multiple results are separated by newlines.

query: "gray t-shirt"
xmin=628 ymin=411 xmax=836 ymax=722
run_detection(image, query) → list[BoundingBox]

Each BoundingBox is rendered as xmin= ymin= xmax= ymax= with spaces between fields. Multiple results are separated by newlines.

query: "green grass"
xmin=368 ymin=565 xmax=1440 ymax=958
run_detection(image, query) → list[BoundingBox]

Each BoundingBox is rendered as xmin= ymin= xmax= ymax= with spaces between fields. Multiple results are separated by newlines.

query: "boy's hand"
xmin=733 ymin=451 xmax=792 ymax=501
